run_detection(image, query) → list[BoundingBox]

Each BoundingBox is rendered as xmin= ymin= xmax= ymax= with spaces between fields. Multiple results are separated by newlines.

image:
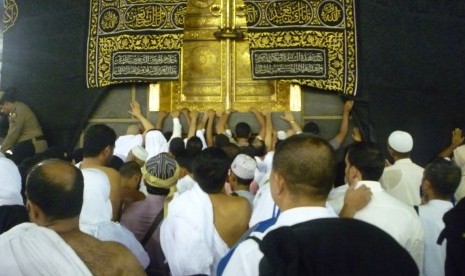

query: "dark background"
xmin=2 ymin=0 xmax=465 ymax=166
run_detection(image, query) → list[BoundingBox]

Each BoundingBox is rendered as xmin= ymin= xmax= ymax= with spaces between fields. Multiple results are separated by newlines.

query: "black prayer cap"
xmin=259 ymin=218 xmax=419 ymax=276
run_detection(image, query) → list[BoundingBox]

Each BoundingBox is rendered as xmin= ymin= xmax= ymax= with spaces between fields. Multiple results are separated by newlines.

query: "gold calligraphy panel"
xmin=87 ymin=0 xmax=187 ymax=88
xmin=161 ymin=0 xmax=291 ymax=112
xmin=244 ymin=0 xmax=358 ymax=96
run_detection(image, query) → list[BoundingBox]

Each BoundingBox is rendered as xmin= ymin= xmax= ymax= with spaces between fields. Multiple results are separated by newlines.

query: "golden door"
xmin=158 ymin=0 xmax=292 ymax=112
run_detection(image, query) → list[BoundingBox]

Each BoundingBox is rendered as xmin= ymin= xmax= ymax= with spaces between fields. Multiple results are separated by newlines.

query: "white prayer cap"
xmin=231 ymin=154 xmax=256 ymax=180
xmin=277 ymin=130 xmax=287 ymax=140
xmin=388 ymin=130 xmax=413 ymax=153
xmin=131 ymin=145 xmax=148 ymax=161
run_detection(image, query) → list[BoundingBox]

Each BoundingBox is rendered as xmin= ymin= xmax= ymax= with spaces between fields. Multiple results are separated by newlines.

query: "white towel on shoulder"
xmin=0 ymin=223 xmax=92 ymax=276
xmin=161 ymin=184 xmax=228 ymax=275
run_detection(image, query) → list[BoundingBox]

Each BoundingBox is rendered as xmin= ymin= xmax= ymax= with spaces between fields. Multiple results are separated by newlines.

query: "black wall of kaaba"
xmin=1 ymin=0 xmax=106 ymax=153
xmin=2 ymin=0 xmax=465 ymax=165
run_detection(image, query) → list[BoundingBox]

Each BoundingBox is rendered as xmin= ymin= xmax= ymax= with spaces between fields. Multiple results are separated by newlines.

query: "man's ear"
xmin=347 ymin=166 xmax=358 ymax=182
xmin=271 ymin=171 xmax=286 ymax=197
xmin=228 ymin=173 xmax=237 ymax=190
xmin=26 ymin=200 xmax=46 ymax=225
xmin=422 ymin=179 xmax=433 ymax=192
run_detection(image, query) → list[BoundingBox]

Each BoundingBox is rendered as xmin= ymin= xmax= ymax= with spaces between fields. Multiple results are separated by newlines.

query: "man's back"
xmin=328 ymin=181 xmax=424 ymax=270
xmin=419 ymin=200 xmax=453 ymax=276
xmin=381 ymin=158 xmax=423 ymax=205
xmin=61 ymin=229 xmax=146 ymax=275
xmin=209 ymin=193 xmax=251 ymax=247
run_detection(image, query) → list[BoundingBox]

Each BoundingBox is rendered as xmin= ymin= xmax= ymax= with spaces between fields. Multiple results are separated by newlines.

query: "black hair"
xmin=425 ymin=158 xmax=461 ymax=198
xmin=272 ymin=134 xmax=336 ymax=199
xmin=214 ymin=133 xmax=231 ymax=148
xmin=346 ymin=142 xmax=385 ymax=181
xmin=251 ymin=138 xmax=266 ymax=157
xmin=235 ymin=122 xmax=252 ymax=139
xmin=169 ymin=137 xmax=186 ymax=158
xmin=83 ymin=124 xmax=116 ymax=157
xmin=192 ymin=147 xmax=230 ymax=194
xmin=26 ymin=159 xmax=83 ymax=220
xmin=186 ymin=136 xmax=203 ymax=157
xmin=303 ymin=121 xmax=320 ymax=135
xmin=119 ymin=161 xmax=142 ymax=179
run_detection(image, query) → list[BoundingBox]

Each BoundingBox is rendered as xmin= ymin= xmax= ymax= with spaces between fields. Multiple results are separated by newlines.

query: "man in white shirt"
xmin=328 ymin=141 xmax=425 ymax=272
xmin=220 ymin=135 xmax=370 ymax=276
xmin=419 ymin=158 xmax=461 ymax=276
xmin=380 ymin=130 xmax=424 ymax=205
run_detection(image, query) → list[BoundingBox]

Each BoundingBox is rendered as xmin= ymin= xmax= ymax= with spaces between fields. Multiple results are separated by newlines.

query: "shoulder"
xmin=100 ymin=241 xmax=146 ymax=274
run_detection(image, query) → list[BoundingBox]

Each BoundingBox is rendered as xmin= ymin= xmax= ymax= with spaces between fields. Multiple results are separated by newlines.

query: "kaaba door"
xmin=158 ymin=0 xmax=290 ymax=112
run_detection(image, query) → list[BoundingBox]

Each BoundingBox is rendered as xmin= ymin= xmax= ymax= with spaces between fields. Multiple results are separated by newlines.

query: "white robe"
xmin=453 ymin=145 xmax=465 ymax=202
xmin=114 ymin=134 xmax=143 ymax=162
xmin=161 ymin=183 xmax=228 ymax=275
xmin=0 ymin=223 xmax=92 ymax=276
xmin=79 ymin=169 xmax=150 ymax=268
xmin=145 ymin=130 xmax=169 ymax=160
xmin=0 ymin=157 xmax=23 ymax=206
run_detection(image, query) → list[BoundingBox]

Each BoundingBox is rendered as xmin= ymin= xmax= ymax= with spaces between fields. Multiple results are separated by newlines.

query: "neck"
xmin=235 ymin=183 xmax=249 ymax=191
xmin=44 ymin=216 xmax=81 ymax=235
xmin=426 ymin=193 xmax=451 ymax=202
xmin=279 ymin=195 xmax=326 ymax=212
xmin=82 ymin=156 xmax=106 ymax=167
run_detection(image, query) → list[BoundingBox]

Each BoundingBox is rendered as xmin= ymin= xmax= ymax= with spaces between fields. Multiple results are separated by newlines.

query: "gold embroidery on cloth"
xmin=3 ymin=0 xmax=18 ymax=33
xmin=244 ymin=0 xmax=358 ymax=95
xmin=87 ymin=0 xmax=187 ymax=88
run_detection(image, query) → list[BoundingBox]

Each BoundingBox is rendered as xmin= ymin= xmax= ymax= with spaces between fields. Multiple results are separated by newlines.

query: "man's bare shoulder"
xmin=62 ymin=231 xmax=145 ymax=276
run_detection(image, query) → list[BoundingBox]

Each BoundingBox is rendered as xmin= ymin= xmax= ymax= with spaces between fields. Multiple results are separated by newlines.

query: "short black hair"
xmin=346 ymin=142 xmax=385 ymax=181
xmin=424 ymin=158 xmax=461 ymax=198
xmin=214 ymin=134 xmax=230 ymax=148
xmin=272 ymin=134 xmax=336 ymax=199
xmin=235 ymin=122 xmax=251 ymax=139
xmin=192 ymin=147 xmax=230 ymax=194
xmin=169 ymin=137 xmax=186 ymax=158
xmin=303 ymin=121 xmax=320 ymax=135
xmin=235 ymin=175 xmax=254 ymax=186
xmin=119 ymin=161 xmax=142 ymax=179
xmin=83 ymin=124 xmax=116 ymax=157
xmin=251 ymin=138 xmax=266 ymax=157
xmin=221 ymin=143 xmax=240 ymax=163
xmin=26 ymin=159 xmax=83 ymax=220
xmin=186 ymin=136 xmax=203 ymax=157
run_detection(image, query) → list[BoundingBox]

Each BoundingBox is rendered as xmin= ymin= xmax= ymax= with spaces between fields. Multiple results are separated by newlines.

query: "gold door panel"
xmin=159 ymin=0 xmax=292 ymax=112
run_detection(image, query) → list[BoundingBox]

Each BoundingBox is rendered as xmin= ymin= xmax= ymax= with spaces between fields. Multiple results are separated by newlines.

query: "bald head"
xmin=26 ymin=159 xmax=84 ymax=221
xmin=272 ymin=134 xmax=336 ymax=200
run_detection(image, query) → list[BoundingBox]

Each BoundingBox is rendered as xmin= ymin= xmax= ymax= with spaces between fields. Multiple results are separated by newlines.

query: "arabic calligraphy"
xmin=266 ymin=1 xmax=312 ymax=26
xmin=112 ymin=52 xmax=179 ymax=80
xmin=100 ymin=8 xmax=119 ymax=32
xmin=244 ymin=0 xmax=358 ymax=95
xmin=125 ymin=5 xmax=167 ymax=30
xmin=87 ymin=0 xmax=187 ymax=87
xmin=318 ymin=1 xmax=343 ymax=27
xmin=252 ymin=49 xmax=326 ymax=78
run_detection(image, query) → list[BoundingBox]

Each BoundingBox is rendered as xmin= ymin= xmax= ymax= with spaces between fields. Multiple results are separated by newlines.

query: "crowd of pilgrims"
xmin=0 ymin=99 xmax=464 ymax=276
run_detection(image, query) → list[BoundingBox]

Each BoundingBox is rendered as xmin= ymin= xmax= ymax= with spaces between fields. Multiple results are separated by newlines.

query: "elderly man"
xmin=0 ymin=159 xmax=145 ymax=275
xmin=0 ymin=88 xmax=47 ymax=164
